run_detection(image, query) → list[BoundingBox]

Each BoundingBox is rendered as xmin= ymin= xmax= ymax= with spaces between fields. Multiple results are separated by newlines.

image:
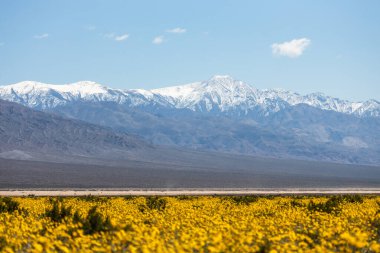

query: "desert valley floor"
xmin=1 ymin=150 xmax=380 ymax=189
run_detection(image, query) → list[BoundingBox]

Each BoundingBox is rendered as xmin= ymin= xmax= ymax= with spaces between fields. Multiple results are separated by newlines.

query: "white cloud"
xmin=115 ymin=33 xmax=129 ymax=41
xmin=152 ymin=35 xmax=164 ymax=44
xmin=271 ymin=38 xmax=311 ymax=58
xmin=166 ymin=27 xmax=186 ymax=34
xmin=104 ymin=33 xmax=129 ymax=41
xmin=34 ymin=33 xmax=49 ymax=39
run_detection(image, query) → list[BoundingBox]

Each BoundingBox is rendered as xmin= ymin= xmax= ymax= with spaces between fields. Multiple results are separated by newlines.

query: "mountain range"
xmin=1 ymin=75 xmax=379 ymax=117
xmin=1 ymin=75 xmax=379 ymax=165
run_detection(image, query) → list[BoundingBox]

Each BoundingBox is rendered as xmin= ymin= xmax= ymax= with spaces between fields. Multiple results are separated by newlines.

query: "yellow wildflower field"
xmin=0 ymin=195 xmax=380 ymax=252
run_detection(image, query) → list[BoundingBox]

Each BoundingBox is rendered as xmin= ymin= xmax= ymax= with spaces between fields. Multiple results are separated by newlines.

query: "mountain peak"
xmin=6 ymin=80 xmax=48 ymax=89
xmin=2 ymin=80 xmax=110 ymax=96
xmin=64 ymin=81 xmax=109 ymax=94
xmin=204 ymin=75 xmax=254 ymax=93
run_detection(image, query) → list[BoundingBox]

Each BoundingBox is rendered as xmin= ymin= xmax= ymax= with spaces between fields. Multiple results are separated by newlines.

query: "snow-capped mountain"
xmin=153 ymin=75 xmax=380 ymax=117
xmin=0 ymin=80 xmax=169 ymax=109
xmin=152 ymin=75 xmax=266 ymax=114
xmin=1 ymin=75 xmax=380 ymax=165
xmin=0 ymin=75 xmax=378 ymax=117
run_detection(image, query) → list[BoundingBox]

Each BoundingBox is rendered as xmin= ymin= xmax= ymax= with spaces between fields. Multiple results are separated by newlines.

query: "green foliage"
xmin=124 ymin=224 xmax=133 ymax=232
xmin=308 ymin=199 xmax=339 ymax=214
xmin=257 ymin=239 xmax=271 ymax=253
xmin=82 ymin=207 xmax=113 ymax=235
xmin=290 ymin=199 xmax=304 ymax=208
xmin=307 ymin=195 xmax=363 ymax=214
xmin=73 ymin=210 xmax=82 ymax=223
xmin=339 ymin=194 xmax=363 ymax=203
xmin=0 ymin=236 xmax=6 ymax=251
xmin=176 ymin=196 xmax=197 ymax=201
xmin=0 ymin=197 xmax=20 ymax=213
xmin=227 ymin=195 xmax=259 ymax=205
xmin=145 ymin=197 xmax=167 ymax=211
xmin=77 ymin=195 xmax=108 ymax=203
xmin=372 ymin=217 xmax=380 ymax=240
xmin=262 ymin=195 xmax=276 ymax=200
xmin=45 ymin=201 xmax=72 ymax=222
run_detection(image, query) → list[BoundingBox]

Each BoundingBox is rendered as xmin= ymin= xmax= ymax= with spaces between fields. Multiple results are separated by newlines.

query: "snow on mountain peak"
xmin=205 ymin=75 xmax=251 ymax=90
xmin=53 ymin=81 xmax=109 ymax=95
xmin=0 ymin=80 xmax=121 ymax=109
xmin=1 ymin=80 xmax=109 ymax=95
xmin=5 ymin=81 xmax=50 ymax=93
xmin=151 ymin=76 xmax=380 ymax=116
xmin=0 ymin=76 xmax=379 ymax=117
xmin=151 ymin=75 xmax=261 ymax=112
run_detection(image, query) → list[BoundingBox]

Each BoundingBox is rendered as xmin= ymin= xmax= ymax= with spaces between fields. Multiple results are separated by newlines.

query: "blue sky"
xmin=0 ymin=0 xmax=379 ymax=101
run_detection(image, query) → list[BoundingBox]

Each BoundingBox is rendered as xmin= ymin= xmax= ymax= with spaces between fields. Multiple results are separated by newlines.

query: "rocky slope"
xmin=0 ymin=99 xmax=149 ymax=158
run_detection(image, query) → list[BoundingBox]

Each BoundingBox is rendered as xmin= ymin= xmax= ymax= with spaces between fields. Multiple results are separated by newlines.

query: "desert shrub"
xmin=257 ymin=238 xmax=271 ymax=253
xmin=308 ymin=198 xmax=340 ymax=214
xmin=73 ymin=210 xmax=82 ymax=223
xmin=80 ymin=195 xmax=96 ymax=202
xmin=307 ymin=195 xmax=363 ymax=214
xmin=146 ymin=197 xmax=167 ymax=211
xmin=176 ymin=196 xmax=197 ymax=201
xmin=290 ymin=199 xmax=304 ymax=208
xmin=340 ymin=194 xmax=363 ymax=203
xmin=48 ymin=196 xmax=64 ymax=203
xmin=82 ymin=207 xmax=113 ymax=234
xmin=0 ymin=197 xmax=20 ymax=213
xmin=45 ymin=201 xmax=72 ymax=222
xmin=372 ymin=217 xmax=380 ymax=240
xmin=227 ymin=195 xmax=259 ymax=205
xmin=77 ymin=195 xmax=108 ymax=203
xmin=0 ymin=236 xmax=6 ymax=251
xmin=124 ymin=224 xmax=133 ymax=232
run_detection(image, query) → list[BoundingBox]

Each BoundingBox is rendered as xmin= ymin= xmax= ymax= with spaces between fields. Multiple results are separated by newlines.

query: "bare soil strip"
xmin=1 ymin=189 xmax=380 ymax=196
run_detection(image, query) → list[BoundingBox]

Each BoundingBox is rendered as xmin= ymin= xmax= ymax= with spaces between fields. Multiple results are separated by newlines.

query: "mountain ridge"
xmin=1 ymin=75 xmax=379 ymax=117
xmin=0 ymin=99 xmax=150 ymax=159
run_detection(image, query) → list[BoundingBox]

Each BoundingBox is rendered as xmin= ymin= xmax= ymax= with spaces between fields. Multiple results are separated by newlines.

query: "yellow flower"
xmin=0 ymin=195 xmax=378 ymax=252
